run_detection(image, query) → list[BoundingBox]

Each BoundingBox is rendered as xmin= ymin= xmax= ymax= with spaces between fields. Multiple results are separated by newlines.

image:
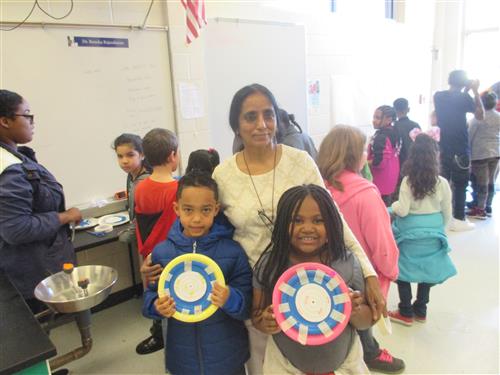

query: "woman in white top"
xmin=213 ymin=83 xmax=385 ymax=374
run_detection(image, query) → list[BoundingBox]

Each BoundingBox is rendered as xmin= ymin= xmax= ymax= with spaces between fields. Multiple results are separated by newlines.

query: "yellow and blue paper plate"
xmin=158 ymin=253 xmax=225 ymax=323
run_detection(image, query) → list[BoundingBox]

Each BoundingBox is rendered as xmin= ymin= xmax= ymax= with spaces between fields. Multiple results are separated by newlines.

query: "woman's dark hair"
xmin=186 ymin=148 xmax=220 ymax=174
xmin=0 ymin=90 xmax=23 ymax=118
xmin=403 ymin=134 xmax=440 ymax=200
xmin=278 ymin=108 xmax=303 ymax=134
xmin=254 ymin=184 xmax=346 ymax=308
xmin=482 ymin=91 xmax=498 ymax=111
xmin=176 ymin=169 xmax=218 ymax=201
xmin=229 ymin=84 xmax=280 ymax=134
xmin=376 ymin=105 xmax=397 ymax=124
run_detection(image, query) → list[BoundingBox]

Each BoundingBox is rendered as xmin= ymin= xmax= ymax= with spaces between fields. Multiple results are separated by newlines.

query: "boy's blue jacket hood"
xmin=167 ymin=213 xmax=234 ymax=252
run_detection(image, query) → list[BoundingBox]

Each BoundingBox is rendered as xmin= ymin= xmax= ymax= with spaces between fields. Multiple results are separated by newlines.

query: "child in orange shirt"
xmin=134 ymin=128 xmax=179 ymax=355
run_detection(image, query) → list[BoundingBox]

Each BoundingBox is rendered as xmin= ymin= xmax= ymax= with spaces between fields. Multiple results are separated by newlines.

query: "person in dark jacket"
xmin=393 ymin=98 xmax=421 ymax=170
xmin=0 ymin=89 xmax=82 ymax=313
xmin=434 ymin=70 xmax=484 ymax=231
xmin=143 ymin=171 xmax=252 ymax=375
xmin=278 ymin=109 xmax=318 ymax=160
xmin=392 ymin=98 xmax=421 ymax=201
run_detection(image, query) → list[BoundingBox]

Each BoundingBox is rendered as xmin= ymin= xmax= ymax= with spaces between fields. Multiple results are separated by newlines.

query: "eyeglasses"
xmin=258 ymin=209 xmax=274 ymax=233
xmin=13 ymin=114 xmax=35 ymax=124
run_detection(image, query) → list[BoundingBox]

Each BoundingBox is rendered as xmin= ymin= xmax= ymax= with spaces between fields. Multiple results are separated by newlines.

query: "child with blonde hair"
xmin=317 ymin=125 xmax=403 ymax=373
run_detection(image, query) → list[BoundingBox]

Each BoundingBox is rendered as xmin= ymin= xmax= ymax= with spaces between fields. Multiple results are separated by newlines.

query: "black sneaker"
xmin=486 ymin=207 xmax=492 ymax=217
xmin=366 ymin=349 xmax=405 ymax=374
xmin=136 ymin=335 xmax=164 ymax=355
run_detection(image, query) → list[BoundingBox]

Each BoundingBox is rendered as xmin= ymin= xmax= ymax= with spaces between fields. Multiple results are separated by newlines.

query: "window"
xmin=385 ymin=0 xmax=394 ymax=19
xmin=331 ymin=0 xmax=336 ymax=13
xmin=463 ymin=0 xmax=500 ymax=88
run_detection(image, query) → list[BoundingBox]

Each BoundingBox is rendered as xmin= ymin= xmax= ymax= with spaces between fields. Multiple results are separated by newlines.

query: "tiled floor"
xmin=50 ymin=201 xmax=499 ymax=374
xmin=378 ymin=202 xmax=499 ymax=374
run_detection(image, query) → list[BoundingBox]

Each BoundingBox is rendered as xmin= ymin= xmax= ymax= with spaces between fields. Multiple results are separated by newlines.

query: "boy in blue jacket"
xmin=143 ymin=170 xmax=252 ymax=375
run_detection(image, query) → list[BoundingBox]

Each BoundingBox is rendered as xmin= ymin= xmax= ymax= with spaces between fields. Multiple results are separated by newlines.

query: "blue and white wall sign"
xmin=68 ymin=36 xmax=129 ymax=48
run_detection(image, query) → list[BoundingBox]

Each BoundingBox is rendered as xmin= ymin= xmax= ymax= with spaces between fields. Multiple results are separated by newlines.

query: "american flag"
xmin=181 ymin=0 xmax=207 ymax=44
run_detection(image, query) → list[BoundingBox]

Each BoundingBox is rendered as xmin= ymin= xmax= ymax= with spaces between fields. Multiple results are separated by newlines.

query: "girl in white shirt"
xmin=389 ymin=132 xmax=456 ymax=326
xmin=390 ymin=132 xmax=452 ymax=225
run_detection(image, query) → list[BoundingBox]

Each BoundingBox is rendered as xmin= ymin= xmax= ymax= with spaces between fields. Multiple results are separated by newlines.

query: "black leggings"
xmin=396 ymin=280 xmax=433 ymax=318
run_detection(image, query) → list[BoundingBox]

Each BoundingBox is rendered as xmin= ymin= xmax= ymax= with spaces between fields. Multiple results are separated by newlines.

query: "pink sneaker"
xmin=366 ymin=349 xmax=406 ymax=374
xmin=388 ymin=310 xmax=413 ymax=326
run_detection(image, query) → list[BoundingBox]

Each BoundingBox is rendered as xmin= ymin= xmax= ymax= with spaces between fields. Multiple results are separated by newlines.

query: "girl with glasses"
xmin=0 ymin=89 xmax=82 ymax=313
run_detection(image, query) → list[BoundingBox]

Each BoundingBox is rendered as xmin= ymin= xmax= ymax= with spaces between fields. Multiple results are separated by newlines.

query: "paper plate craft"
xmin=272 ymin=262 xmax=352 ymax=346
xmin=97 ymin=211 xmax=130 ymax=226
xmin=158 ymin=253 xmax=225 ymax=323
xmin=75 ymin=217 xmax=99 ymax=230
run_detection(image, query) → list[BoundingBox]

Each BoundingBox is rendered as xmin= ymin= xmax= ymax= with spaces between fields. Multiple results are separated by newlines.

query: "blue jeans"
xmin=358 ymin=328 xmax=380 ymax=361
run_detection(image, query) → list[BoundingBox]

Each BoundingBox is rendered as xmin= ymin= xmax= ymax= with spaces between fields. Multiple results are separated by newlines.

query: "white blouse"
xmin=213 ymin=145 xmax=376 ymax=277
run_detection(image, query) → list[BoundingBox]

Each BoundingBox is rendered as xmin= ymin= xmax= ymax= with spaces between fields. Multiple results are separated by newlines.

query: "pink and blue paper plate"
xmin=272 ymin=262 xmax=352 ymax=346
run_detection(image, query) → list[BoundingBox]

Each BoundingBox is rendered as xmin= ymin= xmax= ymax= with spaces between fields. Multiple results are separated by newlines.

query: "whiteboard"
xmin=0 ymin=27 xmax=175 ymax=206
xmin=204 ymin=19 xmax=307 ymax=159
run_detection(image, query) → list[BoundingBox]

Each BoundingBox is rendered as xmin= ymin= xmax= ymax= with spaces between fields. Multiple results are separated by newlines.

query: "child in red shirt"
xmin=135 ymin=128 xmax=179 ymax=258
xmin=134 ymin=128 xmax=179 ymax=355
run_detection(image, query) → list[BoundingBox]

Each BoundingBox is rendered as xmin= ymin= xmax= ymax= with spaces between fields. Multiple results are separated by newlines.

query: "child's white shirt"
xmin=391 ymin=176 xmax=452 ymax=225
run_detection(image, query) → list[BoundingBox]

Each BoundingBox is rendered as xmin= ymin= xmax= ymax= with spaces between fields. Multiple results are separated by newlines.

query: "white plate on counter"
xmin=98 ymin=211 xmax=130 ymax=226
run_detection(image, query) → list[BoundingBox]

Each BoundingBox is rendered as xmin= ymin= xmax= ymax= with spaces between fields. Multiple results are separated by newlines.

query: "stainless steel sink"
xmin=34 ymin=265 xmax=118 ymax=314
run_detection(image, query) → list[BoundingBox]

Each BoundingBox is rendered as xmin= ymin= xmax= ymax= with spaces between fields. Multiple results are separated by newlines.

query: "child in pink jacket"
xmin=318 ymin=125 xmax=403 ymax=374
xmin=368 ymin=105 xmax=401 ymax=206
